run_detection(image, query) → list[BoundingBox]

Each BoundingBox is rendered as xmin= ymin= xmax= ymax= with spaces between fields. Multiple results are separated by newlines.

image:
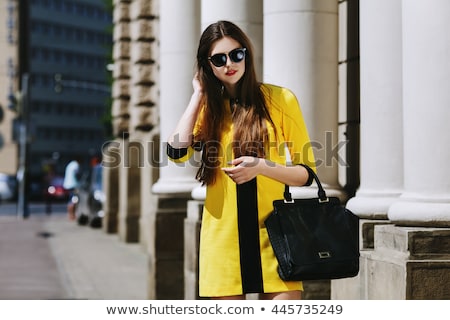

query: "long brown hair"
xmin=195 ymin=20 xmax=274 ymax=185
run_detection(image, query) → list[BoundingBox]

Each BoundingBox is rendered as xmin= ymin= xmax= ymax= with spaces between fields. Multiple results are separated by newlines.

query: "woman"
xmin=167 ymin=21 xmax=315 ymax=300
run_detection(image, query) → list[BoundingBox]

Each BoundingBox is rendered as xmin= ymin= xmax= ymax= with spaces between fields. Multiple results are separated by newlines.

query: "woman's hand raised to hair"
xmin=167 ymin=72 xmax=204 ymax=148
xmin=192 ymin=72 xmax=203 ymax=94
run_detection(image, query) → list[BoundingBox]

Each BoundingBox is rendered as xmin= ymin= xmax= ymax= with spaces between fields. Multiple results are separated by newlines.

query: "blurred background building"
xmin=0 ymin=0 xmax=112 ymax=200
xmin=0 ymin=0 xmax=19 ymax=176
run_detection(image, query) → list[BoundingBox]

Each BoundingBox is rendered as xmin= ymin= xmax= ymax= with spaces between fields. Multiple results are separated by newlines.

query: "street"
xmin=0 ymin=201 xmax=67 ymax=217
xmin=0 ymin=201 xmax=148 ymax=300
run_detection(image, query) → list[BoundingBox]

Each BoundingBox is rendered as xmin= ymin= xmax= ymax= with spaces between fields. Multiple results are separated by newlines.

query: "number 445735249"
xmin=271 ymin=304 xmax=343 ymax=315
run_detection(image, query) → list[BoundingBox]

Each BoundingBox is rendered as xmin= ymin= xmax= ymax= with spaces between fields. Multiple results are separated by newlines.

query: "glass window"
xmin=76 ymin=29 xmax=83 ymax=41
xmin=53 ymin=0 xmax=62 ymax=11
xmin=54 ymin=51 xmax=62 ymax=63
xmin=65 ymin=1 xmax=74 ymax=13
xmin=54 ymin=25 xmax=62 ymax=38
xmin=76 ymin=3 xmax=84 ymax=15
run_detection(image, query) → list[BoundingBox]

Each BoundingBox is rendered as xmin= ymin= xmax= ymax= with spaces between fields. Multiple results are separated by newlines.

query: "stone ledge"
xmin=375 ymin=224 xmax=450 ymax=259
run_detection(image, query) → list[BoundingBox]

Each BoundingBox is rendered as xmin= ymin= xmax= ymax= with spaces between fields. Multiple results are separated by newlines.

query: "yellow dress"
xmin=169 ymin=84 xmax=315 ymax=297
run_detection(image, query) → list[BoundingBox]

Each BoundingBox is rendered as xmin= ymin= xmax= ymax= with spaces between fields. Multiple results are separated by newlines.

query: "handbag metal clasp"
xmin=318 ymin=251 xmax=331 ymax=259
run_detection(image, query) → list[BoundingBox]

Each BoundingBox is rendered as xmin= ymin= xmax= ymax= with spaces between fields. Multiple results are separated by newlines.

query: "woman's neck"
xmin=223 ymin=84 xmax=236 ymax=99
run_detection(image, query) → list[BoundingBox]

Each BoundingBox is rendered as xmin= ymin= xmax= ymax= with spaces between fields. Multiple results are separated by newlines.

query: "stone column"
xmin=263 ymin=0 xmax=342 ymax=300
xmin=107 ymin=0 xmax=131 ymax=234
xmin=337 ymin=0 xmax=360 ymax=197
xmin=116 ymin=0 xmax=160 ymax=244
xmin=138 ymin=130 xmax=159 ymax=249
xmin=111 ymin=0 xmax=131 ymax=136
xmin=127 ymin=0 xmax=160 ymax=252
xmin=184 ymin=192 xmax=204 ymax=300
xmin=336 ymin=0 xmax=450 ymax=300
xmin=346 ymin=0 xmax=403 ymax=219
xmin=101 ymin=140 xmax=120 ymax=234
xmin=333 ymin=0 xmax=403 ymax=300
xmin=388 ymin=0 xmax=450 ymax=226
xmin=150 ymin=0 xmax=201 ymax=299
xmin=117 ymin=139 xmax=141 ymax=243
xmin=263 ymin=0 xmax=344 ymax=201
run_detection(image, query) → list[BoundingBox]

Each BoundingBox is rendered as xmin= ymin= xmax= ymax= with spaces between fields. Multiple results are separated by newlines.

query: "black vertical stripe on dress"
xmin=236 ymin=178 xmax=264 ymax=293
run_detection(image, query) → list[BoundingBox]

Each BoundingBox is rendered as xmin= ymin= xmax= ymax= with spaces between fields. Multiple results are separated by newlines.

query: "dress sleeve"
xmin=279 ymin=87 xmax=316 ymax=173
xmin=166 ymin=106 xmax=204 ymax=163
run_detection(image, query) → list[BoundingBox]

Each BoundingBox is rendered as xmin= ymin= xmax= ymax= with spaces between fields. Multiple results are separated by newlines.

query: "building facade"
xmin=0 ymin=0 xmax=19 ymax=175
xmin=0 ymin=0 xmax=113 ymax=189
xmin=106 ymin=0 xmax=450 ymax=299
xmin=27 ymin=0 xmax=112 ymax=176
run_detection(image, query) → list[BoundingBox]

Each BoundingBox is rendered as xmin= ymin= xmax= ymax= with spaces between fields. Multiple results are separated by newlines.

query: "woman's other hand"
xmin=222 ymin=156 xmax=264 ymax=184
xmin=222 ymin=156 xmax=310 ymax=186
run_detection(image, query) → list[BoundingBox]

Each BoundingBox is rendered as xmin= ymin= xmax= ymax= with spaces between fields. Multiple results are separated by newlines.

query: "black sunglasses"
xmin=208 ymin=48 xmax=247 ymax=67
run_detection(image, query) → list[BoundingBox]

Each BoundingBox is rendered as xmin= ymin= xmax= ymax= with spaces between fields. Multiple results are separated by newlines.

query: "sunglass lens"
xmin=210 ymin=54 xmax=227 ymax=67
xmin=209 ymin=48 xmax=246 ymax=67
xmin=230 ymin=49 xmax=245 ymax=63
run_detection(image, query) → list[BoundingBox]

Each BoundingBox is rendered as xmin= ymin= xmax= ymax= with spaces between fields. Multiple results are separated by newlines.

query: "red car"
xmin=44 ymin=176 xmax=70 ymax=201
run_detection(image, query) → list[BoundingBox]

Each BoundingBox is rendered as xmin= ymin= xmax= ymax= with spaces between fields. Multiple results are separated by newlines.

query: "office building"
xmin=1 ymin=0 xmax=112 ymax=185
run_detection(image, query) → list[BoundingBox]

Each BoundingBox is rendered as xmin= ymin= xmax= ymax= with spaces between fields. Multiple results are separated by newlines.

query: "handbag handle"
xmin=284 ymin=164 xmax=328 ymax=203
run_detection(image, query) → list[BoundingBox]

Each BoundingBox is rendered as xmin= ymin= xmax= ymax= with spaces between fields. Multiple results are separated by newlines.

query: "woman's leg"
xmin=259 ymin=290 xmax=301 ymax=300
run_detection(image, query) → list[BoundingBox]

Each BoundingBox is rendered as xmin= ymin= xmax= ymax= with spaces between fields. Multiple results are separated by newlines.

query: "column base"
xmin=332 ymin=224 xmax=450 ymax=299
xmin=118 ymin=215 xmax=140 ymax=243
xmin=102 ymin=164 xmax=119 ymax=234
xmin=152 ymin=178 xmax=200 ymax=195
xmin=102 ymin=210 xmax=118 ymax=234
xmin=184 ymin=200 xmax=204 ymax=300
xmin=388 ymin=194 xmax=450 ymax=227
xmin=147 ymin=194 xmax=191 ymax=299
xmin=290 ymin=185 xmax=348 ymax=202
xmin=346 ymin=189 xmax=402 ymax=219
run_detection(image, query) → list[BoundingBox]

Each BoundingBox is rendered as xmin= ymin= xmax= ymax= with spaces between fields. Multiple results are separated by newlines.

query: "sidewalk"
xmin=0 ymin=213 xmax=148 ymax=300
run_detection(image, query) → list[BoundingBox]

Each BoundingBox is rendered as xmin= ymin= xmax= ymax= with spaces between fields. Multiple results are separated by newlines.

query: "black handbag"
xmin=264 ymin=164 xmax=360 ymax=281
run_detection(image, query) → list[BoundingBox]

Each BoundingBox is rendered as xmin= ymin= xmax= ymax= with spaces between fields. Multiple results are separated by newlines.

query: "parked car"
xmin=75 ymin=164 xmax=104 ymax=228
xmin=43 ymin=176 xmax=70 ymax=202
xmin=0 ymin=173 xmax=17 ymax=202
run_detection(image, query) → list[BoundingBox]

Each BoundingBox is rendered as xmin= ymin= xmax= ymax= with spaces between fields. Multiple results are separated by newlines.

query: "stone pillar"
xmin=111 ymin=0 xmax=131 ymax=139
xmin=333 ymin=0 xmax=403 ymax=300
xmin=117 ymin=139 xmax=141 ymax=243
xmin=335 ymin=0 xmax=450 ymax=300
xmin=184 ymin=194 xmax=204 ymax=300
xmin=107 ymin=0 xmax=131 ymax=234
xmin=346 ymin=0 xmax=403 ymax=219
xmin=128 ymin=1 xmax=159 ymax=134
xmin=337 ymin=0 xmax=360 ymax=197
xmin=388 ymin=0 xmax=450 ymax=227
xmin=101 ymin=140 xmax=120 ymax=234
xmin=127 ymin=0 xmax=160 ymax=252
xmin=139 ymin=131 xmax=160 ymax=249
xmin=263 ymin=0 xmax=344 ymax=201
xmin=263 ymin=0 xmax=342 ymax=300
xmin=150 ymin=0 xmax=201 ymax=299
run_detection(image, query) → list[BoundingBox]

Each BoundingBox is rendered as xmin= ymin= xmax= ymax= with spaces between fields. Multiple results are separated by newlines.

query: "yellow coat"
xmin=170 ymin=84 xmax=315 ymax=297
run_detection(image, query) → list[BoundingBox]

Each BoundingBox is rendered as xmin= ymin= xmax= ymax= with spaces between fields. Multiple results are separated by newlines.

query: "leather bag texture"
xmin=264 ymin=165 xmax=360 ymax=281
